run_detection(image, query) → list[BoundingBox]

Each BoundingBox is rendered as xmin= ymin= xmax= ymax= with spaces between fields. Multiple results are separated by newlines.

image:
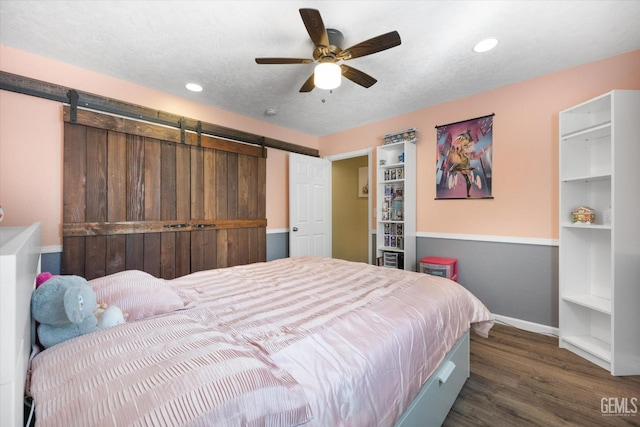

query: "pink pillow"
xmin=89 ymin=270 xmax=184 ymax=321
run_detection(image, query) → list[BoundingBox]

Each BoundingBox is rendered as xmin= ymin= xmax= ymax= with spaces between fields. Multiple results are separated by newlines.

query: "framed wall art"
xmin=435 ymin=114 xmax=494 ymax=199
xmin=358 ymin=166 xmax=368 ymax=198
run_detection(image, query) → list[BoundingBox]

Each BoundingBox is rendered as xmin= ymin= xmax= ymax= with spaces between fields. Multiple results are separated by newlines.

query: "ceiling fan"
xmin=255 ymin=8 xmax=401 ymax=92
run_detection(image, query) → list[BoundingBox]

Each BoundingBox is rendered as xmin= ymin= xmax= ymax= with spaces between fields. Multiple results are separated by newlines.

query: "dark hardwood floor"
xmin=443 ymin=323 xmax=640 ymax=427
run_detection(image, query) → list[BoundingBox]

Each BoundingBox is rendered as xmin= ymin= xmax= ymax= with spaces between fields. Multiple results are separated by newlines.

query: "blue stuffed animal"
xmin=31 ymin=275 xmax=100 ymax=348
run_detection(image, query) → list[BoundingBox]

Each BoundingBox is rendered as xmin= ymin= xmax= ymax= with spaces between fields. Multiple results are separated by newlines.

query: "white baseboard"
xmin=491 ymin=314 xmax=559 ymax=337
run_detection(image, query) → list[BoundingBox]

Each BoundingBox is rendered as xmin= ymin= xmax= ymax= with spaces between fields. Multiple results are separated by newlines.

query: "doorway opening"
xmin=328 ymin=149 xmax=372 ymax=264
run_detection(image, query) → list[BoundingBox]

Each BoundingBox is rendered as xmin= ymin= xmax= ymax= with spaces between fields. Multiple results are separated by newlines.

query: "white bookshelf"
xmin=558 ymin=90 xmax=640 ymax=375
xmin=376 ymin=139 xmax=416 ymax=271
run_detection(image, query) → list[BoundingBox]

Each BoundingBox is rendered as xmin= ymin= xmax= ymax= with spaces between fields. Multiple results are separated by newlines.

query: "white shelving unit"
xmin=376 ymin=138 xmax=416 ymax=271
xmin=558 ymin=90 xmax=640 ymax=375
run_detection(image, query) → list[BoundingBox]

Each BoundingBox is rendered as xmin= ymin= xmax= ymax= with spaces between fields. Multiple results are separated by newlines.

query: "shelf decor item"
xmin=358 ymin=167 xmax=368 ymax=198
xmin=384 ymin=128 xmax=417 ymax=145
xmin=435 ymin=114 xmax=494 ymax=199
xmin=571 ymin=206 xmax=595 ymax=224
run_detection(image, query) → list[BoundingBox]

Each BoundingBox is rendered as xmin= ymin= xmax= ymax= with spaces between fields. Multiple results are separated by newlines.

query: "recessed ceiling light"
xmin=185 ymin=83 xmax=203 ymax=92
xmin=473 ymin=38 xmax=498 ymax=53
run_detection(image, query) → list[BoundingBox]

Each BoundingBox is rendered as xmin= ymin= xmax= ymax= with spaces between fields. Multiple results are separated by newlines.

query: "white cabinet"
xmin=558 ymin=90 xmax=640 ymax=375
xmin=0 ymin=223 xmax=41 ymax=427
xmin=376 ymin=139 xmax=416 ymax=271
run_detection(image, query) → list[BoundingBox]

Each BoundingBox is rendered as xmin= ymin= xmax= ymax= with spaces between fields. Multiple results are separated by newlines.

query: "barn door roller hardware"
xmin=67 ymin=89 xmax=79 ymax=123
xmin=179 ymin=117 xmax=186 ymax=144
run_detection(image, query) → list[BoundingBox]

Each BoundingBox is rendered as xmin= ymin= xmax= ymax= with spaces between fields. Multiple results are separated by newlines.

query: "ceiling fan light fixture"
xmin=314 ymin=62 xmax=341 ymax=90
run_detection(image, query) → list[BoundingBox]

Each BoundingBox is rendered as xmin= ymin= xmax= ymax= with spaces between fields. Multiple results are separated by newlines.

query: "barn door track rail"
xmin=0 ymin=71 xmax=318 ymax=157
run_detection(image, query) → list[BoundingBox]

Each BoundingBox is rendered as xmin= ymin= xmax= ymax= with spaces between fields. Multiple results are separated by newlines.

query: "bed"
xmin=24 ymin=256 xmax=492 ymax=427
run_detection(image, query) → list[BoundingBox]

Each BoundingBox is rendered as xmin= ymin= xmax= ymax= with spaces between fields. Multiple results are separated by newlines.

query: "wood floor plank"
xmin=443 ymin=323 xmax=640 ymax=427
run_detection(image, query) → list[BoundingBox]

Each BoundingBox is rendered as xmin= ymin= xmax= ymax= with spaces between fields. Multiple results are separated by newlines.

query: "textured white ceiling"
xmin=1 ymin=1 xmax=639 ymax=136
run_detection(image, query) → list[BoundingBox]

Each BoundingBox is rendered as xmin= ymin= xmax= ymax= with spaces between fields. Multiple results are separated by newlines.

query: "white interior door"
xmin=289 ymin=152 xmax=331 ymax=257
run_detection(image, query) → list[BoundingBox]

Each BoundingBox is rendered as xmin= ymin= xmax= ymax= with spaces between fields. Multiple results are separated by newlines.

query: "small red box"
xmin=419 ymin=256 xmax=458 ymax=282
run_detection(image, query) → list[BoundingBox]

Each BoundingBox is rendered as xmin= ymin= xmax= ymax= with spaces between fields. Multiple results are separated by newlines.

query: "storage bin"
xmin=382 ymin=252 xmax=404 ymax=269
xmin=419 ymin=256 xmax=458 ymax=282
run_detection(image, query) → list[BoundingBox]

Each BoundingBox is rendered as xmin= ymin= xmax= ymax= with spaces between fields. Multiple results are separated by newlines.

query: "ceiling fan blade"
xmin=339 ymin=31 xmax=401 ymax=60
xmin=255 ymin=58 xmax=313 ymax=64
xmin=299 ymin=73 xmax=315 ymax=92
xmin=300 ymin=8 xmax=329 ymax=47
xmin=340 ymin=64 xmax=377 ymax=88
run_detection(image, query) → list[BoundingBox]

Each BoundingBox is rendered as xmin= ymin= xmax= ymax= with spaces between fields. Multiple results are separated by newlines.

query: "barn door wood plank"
xmin=203 ymin=230 xmax=217 ymax=271
xmin=191 ymin=230 xmax=204 ymax=272
xmin=62 ymin=237 xmax=85 ymax=276
xmin=142 ymin=137 xmax=162 ymax=277
xmin=161 ymin=141 xmax=177 ymax=220
xmin=238 ymin=154 xmax=250 ymax=220
xmin=63 ymin=123 xmax=86 ymax=224
xmin=258 ymin=227 xmax=266 ymax=262
xmin=144 ymin=138 xmax=161 ymax=221
xmin=62 ymin=123 xmax=87 ymax=275
xmin=106 ymin=235 xmax=126 ymax=275
xmin=175 ymin=143 xmax=191 ymax=277
xmin=227 ymin=152 xmax=238 ymax=220
xmin=258 ymin=157 xmax=266 ymax=220
xmin=215 ymin=151 xmax=228 ymax=220
xmin=127 ymin=134 xmax=145 ymax=222
xmin=238 ymin=228 xmax=249 ymax=265
xmin=161 ymin=233 xmax=176 ymax=279
xmin=85 ymin=236 xmax=107 ymax=280
xmin=125 ymin=134 xmax=145 ymax=270
xmin=191 ymin=146 xmax=204 ymax=220
xmin=247 ymin=156 xmax=259 ymax=220
xmin=216 ymin=230 xmax=228 ymax=268
xmin=107 ymin=131 xmax=127 ymax=223
xmin=175 ymin=232 xmax=191 ymax=277
xmin=84 ymin=128 xmax=108 ymax=278
xmin=176 ymin=144 xmax=191 ymax=221
xmin=85 ymin=127 xmax=108 ymax=223
xmin=247 ymin=228 xmax=260 ymax=264
xmin=160 ymin=141 xmax=177 ymax=278
xmin=126 ymin=234 xmax=144 ymax=271
xmin=227 ymin=229 xmax=239 ymax=267
xmin=203 ymin=148 xmax=216 ymax=220
xmin=143 ymin=234 xmax=161 ymax=277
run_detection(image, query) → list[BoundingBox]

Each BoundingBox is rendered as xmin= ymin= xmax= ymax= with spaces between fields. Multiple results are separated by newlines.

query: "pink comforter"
xmin=28 ymin=257 xmax=492 ymax=426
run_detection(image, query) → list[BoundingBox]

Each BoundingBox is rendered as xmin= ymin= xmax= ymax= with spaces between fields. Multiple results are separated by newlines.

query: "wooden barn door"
xmin=62 ymin=107 xmax=266 ymax=280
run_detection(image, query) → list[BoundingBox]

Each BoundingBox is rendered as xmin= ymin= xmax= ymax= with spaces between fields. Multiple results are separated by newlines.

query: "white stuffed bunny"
xmin=95 ymin=304 xmax=127 ymax=329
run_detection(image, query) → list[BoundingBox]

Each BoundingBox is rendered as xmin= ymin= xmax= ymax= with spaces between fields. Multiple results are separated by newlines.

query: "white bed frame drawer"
xmin=395 ymin=330 xmax=470 ymax=427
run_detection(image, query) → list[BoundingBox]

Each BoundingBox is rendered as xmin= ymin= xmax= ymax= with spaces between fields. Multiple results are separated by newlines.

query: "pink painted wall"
xmin=320 ymin=50 xmax=640 ymax=240
xmin=1 ymin=45 xmax=639 ymax=247
xmin=0 ymin=45 xmax=316 ymax=246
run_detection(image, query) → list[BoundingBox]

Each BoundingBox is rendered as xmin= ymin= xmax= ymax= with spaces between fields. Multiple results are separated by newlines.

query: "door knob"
xmin=292 ymin=227 xmax=299 ymax=232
